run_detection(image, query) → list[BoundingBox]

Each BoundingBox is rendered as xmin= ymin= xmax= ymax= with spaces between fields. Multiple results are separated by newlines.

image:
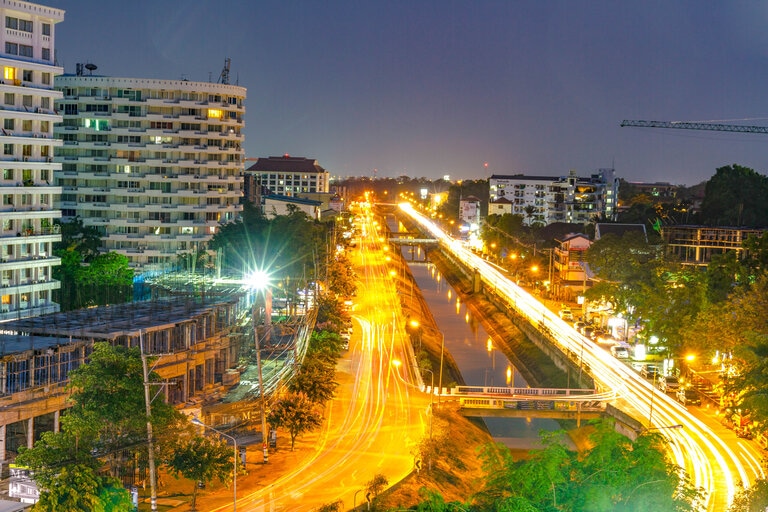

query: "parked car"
xmin=658 ymin=375 xmax=680 ymax=393
xmin=559 ymin=308 xmax=574 ymax=321
xmin=640 ymin=365 xmax=660 ymax=380
xmin=676 ymin=388 xmax=701 ymax=406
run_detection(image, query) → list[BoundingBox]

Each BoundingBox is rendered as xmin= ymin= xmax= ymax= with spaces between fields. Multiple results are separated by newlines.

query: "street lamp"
xmin=190 ymin=417 xmax=237 ymax=511
xmin=246 ymin=270 xmax=271 ymax=464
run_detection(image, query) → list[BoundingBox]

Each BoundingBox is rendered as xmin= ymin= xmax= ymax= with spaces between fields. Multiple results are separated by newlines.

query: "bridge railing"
xmin=452 ymin=385 xmax=596 ymax=397
xmin=459 ymin=397 xmax=607 ymax=412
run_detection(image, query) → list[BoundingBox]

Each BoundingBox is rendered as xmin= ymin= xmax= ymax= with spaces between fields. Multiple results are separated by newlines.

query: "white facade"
xmin=0 ymin=1 xmax=64 ymax=320
xmin=262 ymin=195 xmax=321 ymax=220
xmin=54 ymin=76 xmax=246 ymax=272
xmin=246 ymin=155 xmax=329 ymax=198
xmin=489 ymin=169 xmax=619 ymax=226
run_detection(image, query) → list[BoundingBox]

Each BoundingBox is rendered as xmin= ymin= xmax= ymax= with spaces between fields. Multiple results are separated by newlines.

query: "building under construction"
xmin=0 ymin=294 xmax=249 ymax=472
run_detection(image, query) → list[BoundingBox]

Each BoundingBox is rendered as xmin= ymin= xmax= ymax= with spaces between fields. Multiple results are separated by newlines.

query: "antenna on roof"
xmin=218 ymin=58 xmax=231 ymax=85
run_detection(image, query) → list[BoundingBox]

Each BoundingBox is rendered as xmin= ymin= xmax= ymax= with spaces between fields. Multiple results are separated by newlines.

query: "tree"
xmin=729 ymin=479 xmax=768 ymax=512
xmin=16 ymin=430 xmax=132 ymax=512
xmin=700 ymin=165 xmax=768 ymax=228
xmin=365 ymin=473 xmax=389 ymax=507
xmin=164 ymin=434 xmax=234 ymax=511
xmin=475 ymin=418 xmax=701 ymax=511
xmin=267 ymin=392 xmax=323 ymax=450
xmin=289 ymin=357 xmax=338 ymax=404
xmin=75 ymin=252 xmax=134 ymax=306
xmin=64 ymin=343 xmax=183 ymax=476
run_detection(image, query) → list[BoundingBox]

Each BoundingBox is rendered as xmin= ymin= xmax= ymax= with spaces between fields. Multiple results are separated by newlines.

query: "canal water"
xmin=407 ymin=258 xmax=565 ymax=449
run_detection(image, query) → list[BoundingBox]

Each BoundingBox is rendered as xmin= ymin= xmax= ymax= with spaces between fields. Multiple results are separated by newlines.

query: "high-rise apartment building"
xmin=489 ymin=169 xmax=619 ymax=226
xmin=0 ymin=1 xmax=64 ymax=320
xmin=54 ymin=75 xmax=246 ymax=273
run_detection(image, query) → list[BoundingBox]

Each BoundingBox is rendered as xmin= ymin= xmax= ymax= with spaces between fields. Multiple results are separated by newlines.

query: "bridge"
xmin=424 ymin=385 xmax=612 ymax=421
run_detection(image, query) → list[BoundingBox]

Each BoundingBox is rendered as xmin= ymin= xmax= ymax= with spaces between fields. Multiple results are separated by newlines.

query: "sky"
xmin=42 ymin=0 xmax=768 ymax=186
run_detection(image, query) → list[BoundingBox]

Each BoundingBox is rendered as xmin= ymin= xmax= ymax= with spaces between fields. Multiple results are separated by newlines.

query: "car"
xmin=596 ymin=333 xmax=617 ymax=345
xmin=640 ymin=365 xmax=659 ymax=380
xmin=658 ymin=375 xmax=680 ymax=393
xmin=610 ymin=343 xmax=629 ymax=359
xmin=573 ymin=321 xmax=586 ymax=332
xmin=676 ymin=388 xmax=701 ymax=406
xmin=558 ymin=308 xmax=574 ymax=321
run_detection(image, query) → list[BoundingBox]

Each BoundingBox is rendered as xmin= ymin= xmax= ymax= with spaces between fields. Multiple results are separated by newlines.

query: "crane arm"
xmin=620 ymin=119 xmax=768 ymax=134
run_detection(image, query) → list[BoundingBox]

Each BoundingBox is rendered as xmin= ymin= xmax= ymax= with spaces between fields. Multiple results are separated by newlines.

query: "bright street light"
xmin=190 ymin=417 xmax=237 ymax=511
xmin=245 ymin=269 xmax=272 ymax=464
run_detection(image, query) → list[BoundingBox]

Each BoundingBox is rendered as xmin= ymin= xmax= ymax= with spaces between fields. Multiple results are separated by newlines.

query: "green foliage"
xmin=16 ymin=431 xmax=132 ymax=512
xmin=16 ymin=342 xmax=186 ymax=509
xmin=53 ymin=218 xmax=132 ymax=311
xmin=729 ymin=479 xmax=768 ymax=512
xmin=164 ymin=434 xmax=234 ymax=511
xmin=267 ymin=392 xmax=323 ymax=450
xmin=326 ymin=252 xmax=357 ymax=298
xmin=209 ymin=201 xmax=329 ymax=283
xmin=64 ymin=343 xmax=182 ymax=464
xmin=700 ymin=165 xmax=768 ymax=228
xmin=473 ymin=418 xmax=701 ymax=511
xmin=289 ymin=357 xmax=338 ymax=404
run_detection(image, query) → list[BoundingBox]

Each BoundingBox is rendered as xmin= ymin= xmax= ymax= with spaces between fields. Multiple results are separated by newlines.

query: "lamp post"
xmin=419 ymin=367 xmax=435 ymax=441
xmin=191 ymin=417 xmax=237 ymax=511
xmin=404 ymin=318 xmax=445 ymax=407
xmin=247 ymin=270 xmax=271 ymax=464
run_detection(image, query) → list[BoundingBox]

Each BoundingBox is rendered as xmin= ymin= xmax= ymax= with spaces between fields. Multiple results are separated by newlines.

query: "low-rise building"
xmin=262 ymin=194 xmax=321 ymax=220
xmin=245 ymin=155 xmax=329 ymax=201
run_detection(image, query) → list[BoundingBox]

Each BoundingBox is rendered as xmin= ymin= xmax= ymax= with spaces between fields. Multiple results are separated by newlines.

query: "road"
xmin=211 ymin=209 xmax=429 ymax=511
xmin=399 ymin=202 xmax=761 ymax=511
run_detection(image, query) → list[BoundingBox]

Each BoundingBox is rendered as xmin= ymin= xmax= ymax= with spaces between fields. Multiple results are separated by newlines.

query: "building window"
xmin=41 ymin=72 xmax=50 ymax=85
xmin=42 ymin=23 xmax=50 ymax=36
xmin=19 ymin=45 xmax=33 ymax=58
xmin=207 ymin=108 xmax=222 ymax=119
xmin=4 ymin=43 xmax=17 ymax=55
xmin=3 ymin=119 xmax=13 ymax=131
xmin=22 ymin=95 xmax=32 ymax=108
xmin=3 ymin=93 xmax=12 ymax=106
xmin=3 ymin=144 xmax=13 ymax=156
xmin=22 ymin=70 xmax=32 ymax=82
xmin=41 ymin=97 xmax=50 ymax=109
xmin=41 ymin=48 xmax=50 ymax=62
xmin=3 ymin=67 xmax=16 ymax=81
xmin=5 ymin=16 xmax=17 ymax=29
xmin=18 ymin=19 xmax=32 ymax=32
xmin=21 ymin=120 xmax=31 ymax=132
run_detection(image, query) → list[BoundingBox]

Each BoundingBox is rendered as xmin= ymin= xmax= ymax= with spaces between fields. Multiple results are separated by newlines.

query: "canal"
xmin=406 ymin=258 xmax=568 ymax=449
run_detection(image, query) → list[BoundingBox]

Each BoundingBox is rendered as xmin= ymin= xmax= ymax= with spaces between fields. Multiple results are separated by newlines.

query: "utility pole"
xmin=139 ymin=331 xmax=158 ymax=512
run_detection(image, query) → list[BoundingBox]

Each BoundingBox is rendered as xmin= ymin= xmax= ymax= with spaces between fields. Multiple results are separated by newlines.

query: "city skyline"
xmin=45 ymin=0 xmax=768 ymax=186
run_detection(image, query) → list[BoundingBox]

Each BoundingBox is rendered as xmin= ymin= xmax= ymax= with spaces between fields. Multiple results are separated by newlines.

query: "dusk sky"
xmin=44 ymin=1 xmax=768 ymax=186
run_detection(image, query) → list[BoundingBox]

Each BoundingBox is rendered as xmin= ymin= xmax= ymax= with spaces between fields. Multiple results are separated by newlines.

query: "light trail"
xmin=399 ymin=202 xmax=756 ymax=511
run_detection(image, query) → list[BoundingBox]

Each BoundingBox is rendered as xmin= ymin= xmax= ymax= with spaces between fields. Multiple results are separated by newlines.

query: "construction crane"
xmin=620 ymin=119 xmax=768 ymax=134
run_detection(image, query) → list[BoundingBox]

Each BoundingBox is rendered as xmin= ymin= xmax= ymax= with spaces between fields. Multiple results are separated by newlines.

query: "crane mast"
xmin=620 ymin=119 xmax=768 ymax=134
